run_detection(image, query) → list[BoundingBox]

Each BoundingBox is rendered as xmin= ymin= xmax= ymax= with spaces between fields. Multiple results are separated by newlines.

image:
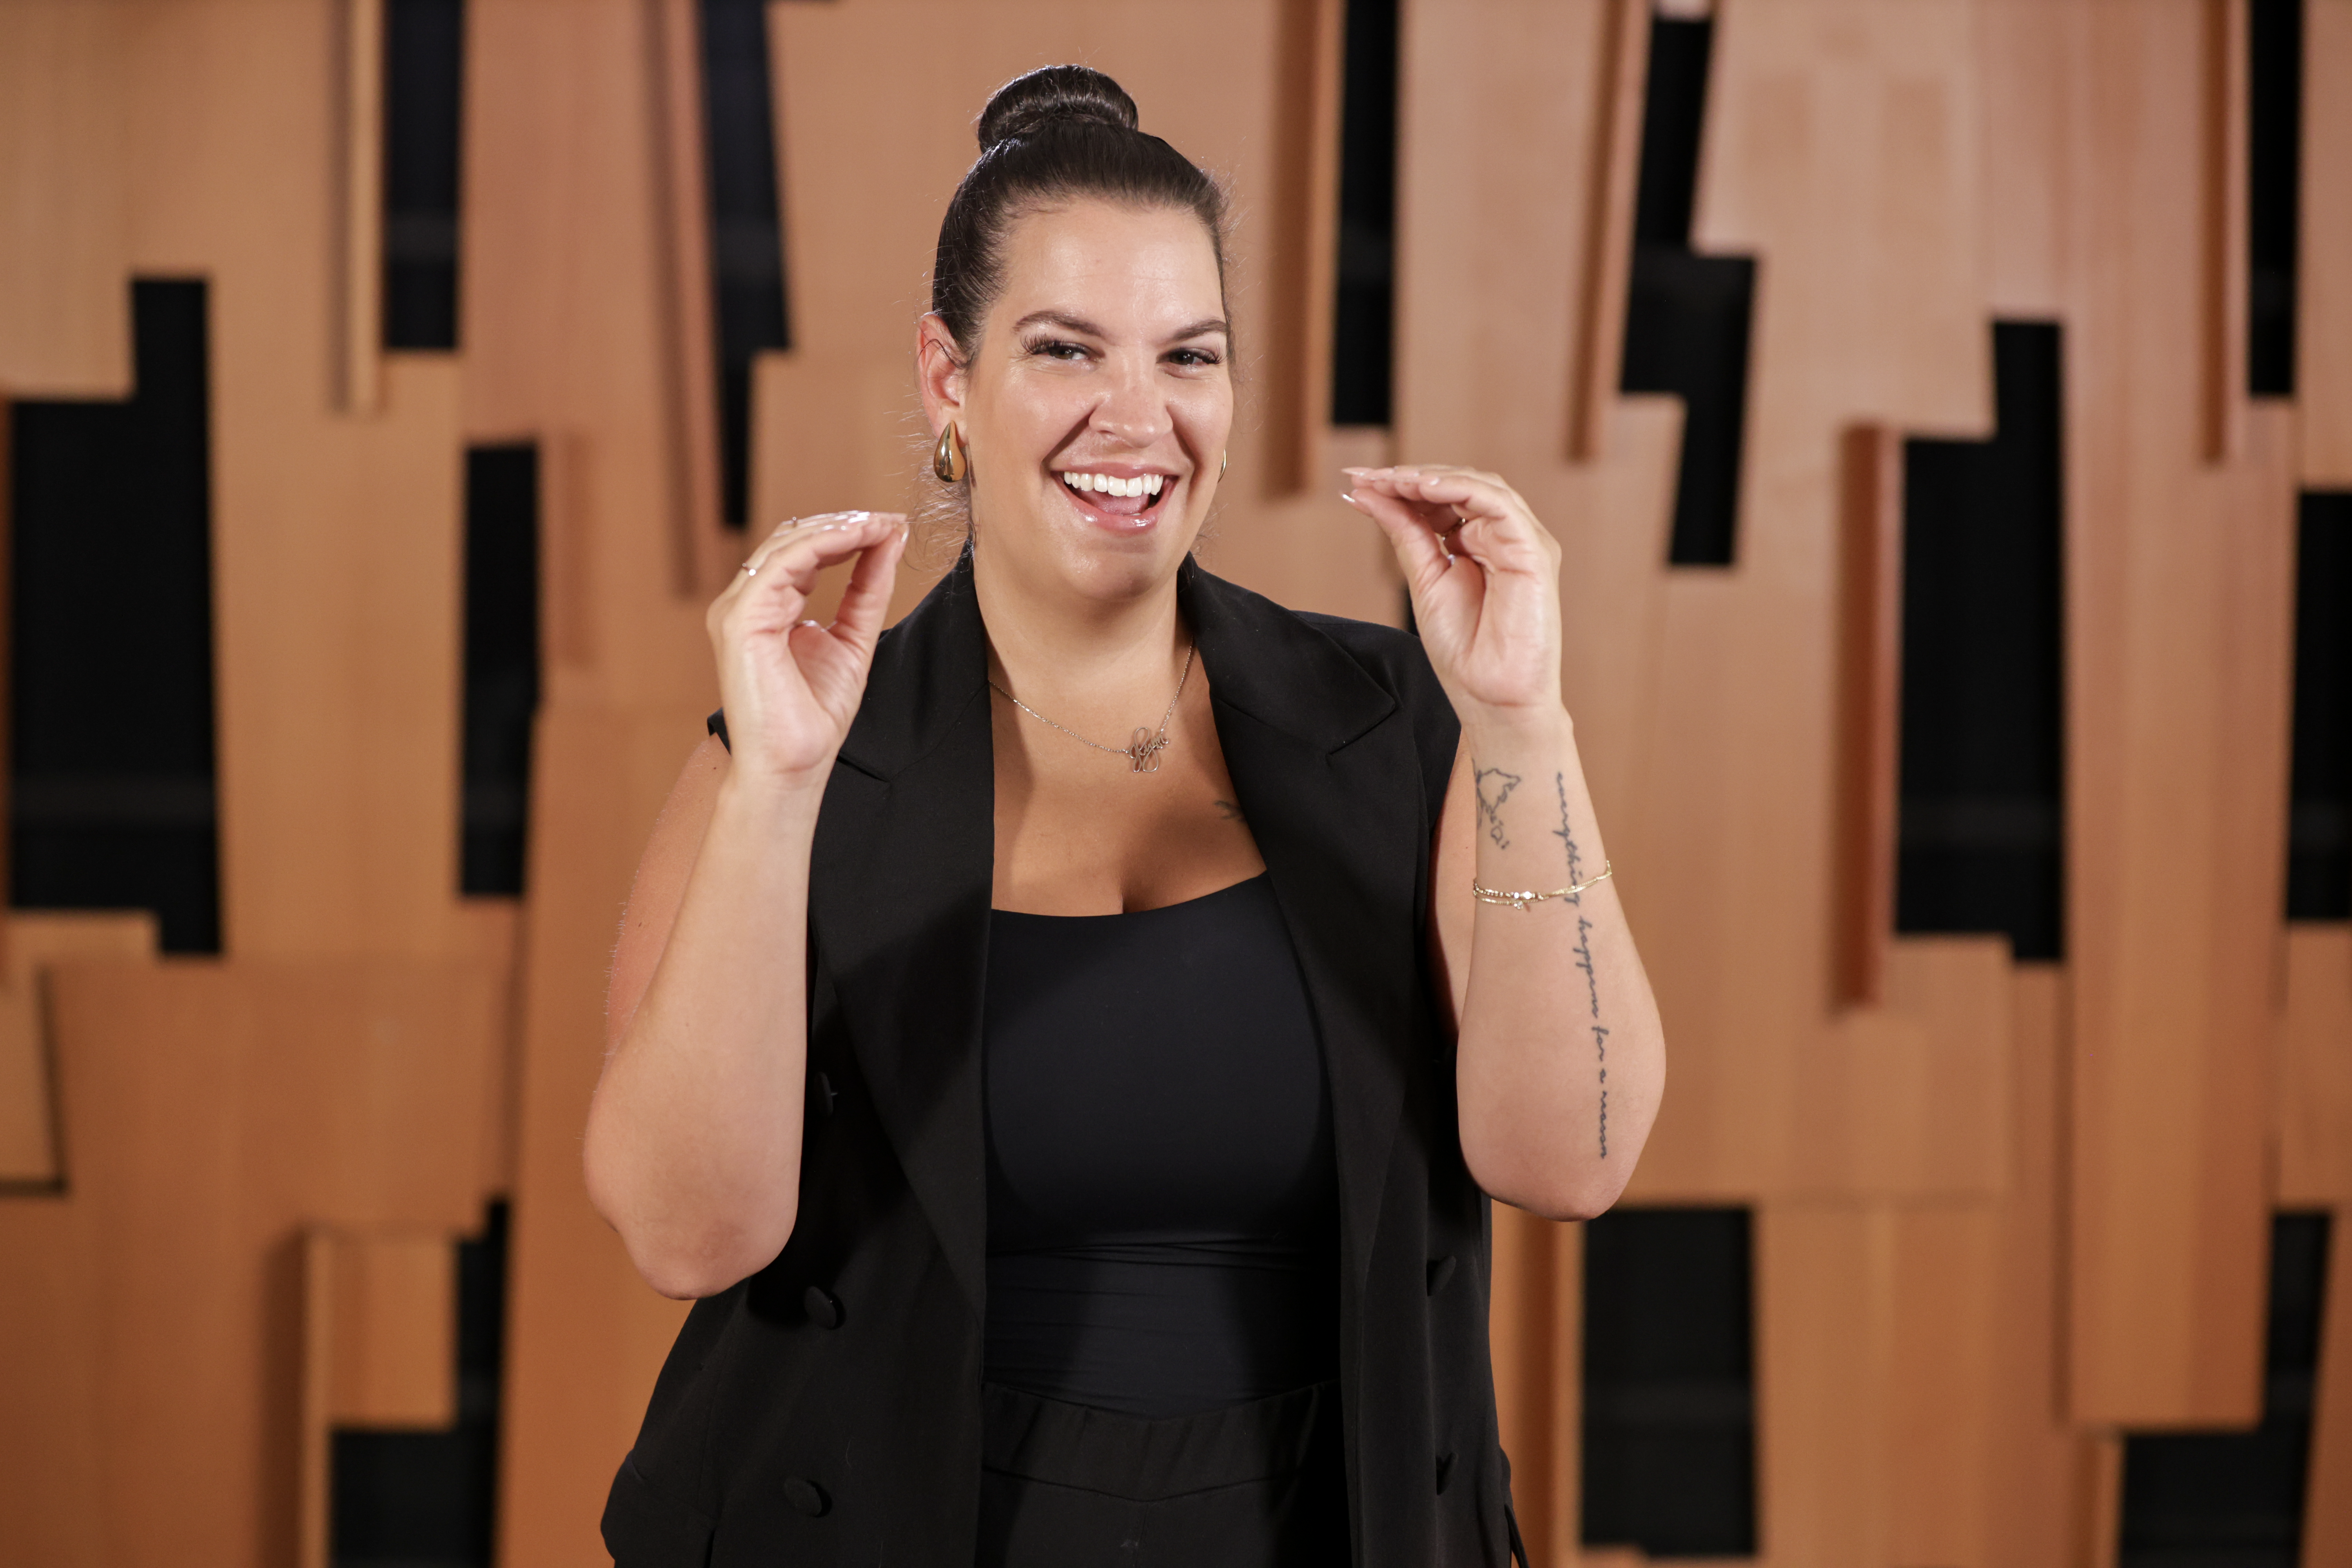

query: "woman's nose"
xmin=1090 ymin=359 xmax=1171 ymax=447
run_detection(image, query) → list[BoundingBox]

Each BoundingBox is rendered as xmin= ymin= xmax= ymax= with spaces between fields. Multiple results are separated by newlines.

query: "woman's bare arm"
xmin=1353 ymin=466 xmax=1663 ymax=1221
xmin=582 ymin=512 xmax=906 ymax=1299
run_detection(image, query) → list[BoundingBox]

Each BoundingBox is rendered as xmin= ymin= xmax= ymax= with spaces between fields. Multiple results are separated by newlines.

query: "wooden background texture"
xmin=0 ymin=0 xmax=2347 ymax=1563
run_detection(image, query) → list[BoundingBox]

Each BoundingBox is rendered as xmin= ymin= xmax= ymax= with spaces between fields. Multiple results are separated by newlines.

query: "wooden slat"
xmin=645 ymin=0 xmax=729 ymax=595
xmin=336 ymin=0 xmax=385 ymax=414
xmin=1489 ymin=1206 xmax=1581 ymax=1565
xmin=1977 ymin=965 xmax=2085 ymax=1568
xmin=2278 ymin=926 xmax=2352 ymax=1207
xmin=1259 ymin=0 xmax=1345 ymax=495
xmin=1568 ymin=0 xmax=1649 ymax=463
xmin=1833 ymin=423 xmax=1903 ymax=1007
xmin=2302 ymin=0 xmax=2352 ymax=484
xmin=0 ymin=0 xmax=130 ymax=398
xmin=2012 ymin=0 xmax=2299 ymax=1425
xmin=2204 ymin=0 xmax=2249 ymax=459
xmin=461 ymin=0 xmax=714 ymax=708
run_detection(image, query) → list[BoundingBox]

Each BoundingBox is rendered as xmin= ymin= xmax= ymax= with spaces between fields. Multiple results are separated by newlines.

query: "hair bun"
xmin=977 ymin=65 xmax=1139 ymax=151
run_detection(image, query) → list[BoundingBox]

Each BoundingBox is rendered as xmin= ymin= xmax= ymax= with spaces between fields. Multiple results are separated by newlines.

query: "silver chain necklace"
xmin=989 ymin=644 xmax=1197 ymax=773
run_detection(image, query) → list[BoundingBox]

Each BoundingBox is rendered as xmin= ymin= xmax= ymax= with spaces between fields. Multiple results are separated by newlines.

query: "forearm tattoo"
xmin=1553 ymin=772 xmax=1610 ymax=1158
xmin=1472 ymin=764 xmax=1521 ymax=849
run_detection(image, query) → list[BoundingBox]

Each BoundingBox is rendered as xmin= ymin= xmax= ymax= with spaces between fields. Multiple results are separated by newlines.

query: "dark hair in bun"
xmin=931 ymin=65 xmax=1228 ymax=359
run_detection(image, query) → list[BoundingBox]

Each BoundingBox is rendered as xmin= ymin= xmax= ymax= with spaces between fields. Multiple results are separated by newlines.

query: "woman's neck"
xmin=971 ymin=546 xmax=1192 ymax=722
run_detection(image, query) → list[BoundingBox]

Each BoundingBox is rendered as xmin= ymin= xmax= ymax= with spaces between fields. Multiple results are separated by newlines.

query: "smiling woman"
xmin=583 ymin=64 xmax=1664 ymax=1568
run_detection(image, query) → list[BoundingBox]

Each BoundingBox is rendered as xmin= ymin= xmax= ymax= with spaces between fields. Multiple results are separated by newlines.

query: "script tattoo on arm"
xmin=1472 ymin=764 xmax=1522 ymax=849
xmin=1553 ymin=772 xmax=1610 ymax=1158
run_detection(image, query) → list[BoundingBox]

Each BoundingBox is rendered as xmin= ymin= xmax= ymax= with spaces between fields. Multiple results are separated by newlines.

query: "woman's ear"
xmin=915 ymin=314 xmax=965 ymax=434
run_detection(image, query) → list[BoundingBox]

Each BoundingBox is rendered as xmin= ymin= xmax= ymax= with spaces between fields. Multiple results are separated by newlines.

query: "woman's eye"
xmin=1029 ymin=339 xmax=1089 ymax=361
xmin=1166 ymin=348 xmax=1221 ymax=368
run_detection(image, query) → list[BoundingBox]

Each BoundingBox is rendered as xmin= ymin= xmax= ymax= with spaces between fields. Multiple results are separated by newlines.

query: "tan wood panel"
xmin=2279 ymin=926 xmax=2352 ymax=1206
xmin=1756 ymin=1203 xmax=1900 ymax=1568
xmin=0 ymin=0 xmax=130 ymax=397
xmin=1969 ymin=0 xmax=2304 ymax=1426
xmin=462 ymin=0 xmax=715 ymax=708
xmin=498 ymin=705 xmax=704 ymax=1568
xmin=0 ymin=957 xmax=504 ymax=1566
xmin=2304 ymin=0 xmax=2352 ymax=485
xmin=1978 ymin=965 xmax=2085 ymax=1568
xmin=2302 ymin=1204 xmax=2352 ymax=1566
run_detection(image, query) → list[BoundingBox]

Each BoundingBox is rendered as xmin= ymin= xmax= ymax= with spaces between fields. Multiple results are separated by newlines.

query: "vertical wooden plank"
xmin=1490 ymin=1205 xmax=1563 ymax=1560
xmin=1833 ymin=423 xmax=1902 ymax=1008
xmin=2302 ymin=0 xmax=2352 ymax=484
xmin=1568 ymin=0 xmax=1649 ymax=462
xmin=2205 ymin=0 xmax=2247 ymax=457
xmin=338 ymin=0 xmax=385 ymax=414
xmin=1979 ymin=964 xmax=2083 ymax=1568
xmin=645 ymin=0 xmax=729 ymax=595
xmin=1259 ymin=0 xmax=1345 ymax=495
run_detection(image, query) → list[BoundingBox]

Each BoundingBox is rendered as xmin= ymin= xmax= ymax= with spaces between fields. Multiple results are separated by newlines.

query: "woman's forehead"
xmin=993 ymin=201 xmax=1225 ymax=334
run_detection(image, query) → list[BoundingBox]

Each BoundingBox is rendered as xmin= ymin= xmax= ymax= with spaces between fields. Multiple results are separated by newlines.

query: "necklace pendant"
xmin=1125 ymin=726 xmax=1168 ymax=773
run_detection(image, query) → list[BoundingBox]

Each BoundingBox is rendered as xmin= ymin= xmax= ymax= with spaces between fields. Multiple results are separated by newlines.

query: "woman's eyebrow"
xmin=1165 ymin=318 xmax=1231 ymax=344
xmin=1013 ymin=310 xmax=1108 ymax=337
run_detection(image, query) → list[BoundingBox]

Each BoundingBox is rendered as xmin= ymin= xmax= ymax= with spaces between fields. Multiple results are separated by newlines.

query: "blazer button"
xmin=1434 ymin=1451 xmax=1455 ymax=1494
xmin=783 ymin=1475 xmax=830 ymax=1517
xmin=804 ymin=1285 xmax=844 ymax=1328
xmin=1426 ymin=1255 xmax=1457 ymax=1296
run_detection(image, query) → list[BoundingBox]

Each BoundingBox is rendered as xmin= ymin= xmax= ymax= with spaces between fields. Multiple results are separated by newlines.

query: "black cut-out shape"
xmin=1330 ymin=0 xmax=1398 ymax=427
xmin=1617 ymin=13 xmax=1756 ymax=568
xmin=9 ymin=279 xmax=221 ymax=953
xmin=2249 ymin=0 xmax=2301 ymax=396
xmin=2289 ymin=491 xmax=2352 ymax=919
xmin=1896 ymin=321 xmax=2067 ymax=961
xmin=460 ymin=443 xmax=539 ymax=897
xmin=700 ymin=0 xmax=791 ymax=529
xmin=383 ymin=0 xmax=465 ymax=351
xmin=1581 ymin=1206 xmax=1757 ymax=1555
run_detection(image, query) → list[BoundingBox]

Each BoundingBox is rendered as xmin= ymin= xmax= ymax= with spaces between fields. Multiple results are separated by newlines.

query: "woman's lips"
xmin=1054 ymin=470 xmax=1174 ymax=528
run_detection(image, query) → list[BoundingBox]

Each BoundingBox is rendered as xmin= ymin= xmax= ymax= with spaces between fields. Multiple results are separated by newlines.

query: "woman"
xmin=586 ymin=65 xmax=1663 ymax=1567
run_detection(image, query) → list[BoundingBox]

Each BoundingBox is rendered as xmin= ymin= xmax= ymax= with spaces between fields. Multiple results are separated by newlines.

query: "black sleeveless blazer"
xmin=601 ymin=552 xmax=1515 ymax=1567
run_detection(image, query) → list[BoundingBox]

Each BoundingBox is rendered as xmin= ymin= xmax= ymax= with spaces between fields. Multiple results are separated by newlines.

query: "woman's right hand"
xmin=707 ymin=511 xmax=910 ymax=786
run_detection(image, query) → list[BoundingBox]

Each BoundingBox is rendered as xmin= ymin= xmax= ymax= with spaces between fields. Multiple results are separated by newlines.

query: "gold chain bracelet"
xmin=1471 ymin=860 xmax=1613 ymax=910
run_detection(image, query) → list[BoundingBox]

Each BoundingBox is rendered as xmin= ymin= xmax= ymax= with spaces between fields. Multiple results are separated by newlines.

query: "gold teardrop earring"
xmin=1220 ymin=450 xmax=1229 ymax=479
xmin=932 ymin=421 xmax=968 ymax=483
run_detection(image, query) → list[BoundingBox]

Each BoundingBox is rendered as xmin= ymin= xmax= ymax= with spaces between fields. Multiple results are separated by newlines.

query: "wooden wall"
xmin=0 ymin=0 xmax=2344 ymax=1564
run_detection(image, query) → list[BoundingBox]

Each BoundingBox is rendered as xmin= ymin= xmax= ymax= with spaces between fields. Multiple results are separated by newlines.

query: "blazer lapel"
xmin=1183 ymin=564 xmax=1432 ymax=1287
xmin=806 ymin=555 xmax=995 ymax=1315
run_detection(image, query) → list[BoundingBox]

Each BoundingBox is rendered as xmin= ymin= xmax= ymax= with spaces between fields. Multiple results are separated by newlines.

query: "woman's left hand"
xmin=1343 ymin=465 xmax=1564 ymax=721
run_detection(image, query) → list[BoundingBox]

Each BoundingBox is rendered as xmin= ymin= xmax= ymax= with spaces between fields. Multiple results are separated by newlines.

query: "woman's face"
xmin=922 ymin=198 xmax=1233 ymax=609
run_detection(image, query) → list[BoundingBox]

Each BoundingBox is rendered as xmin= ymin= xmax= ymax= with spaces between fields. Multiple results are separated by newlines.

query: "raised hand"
xmin=706 ymin=511 xmax=910 ymax=784
xmin=1342 ymin=466 xmax=1564 ymax=722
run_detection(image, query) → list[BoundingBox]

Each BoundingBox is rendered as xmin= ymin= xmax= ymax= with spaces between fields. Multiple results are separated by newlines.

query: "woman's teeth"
xmin=1061 ymin=471 xmax=1164 ymax=498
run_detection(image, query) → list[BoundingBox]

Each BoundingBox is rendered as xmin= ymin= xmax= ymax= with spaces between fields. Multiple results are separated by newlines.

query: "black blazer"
xmin=602 ymin=552 xmax=1517 ymax=1566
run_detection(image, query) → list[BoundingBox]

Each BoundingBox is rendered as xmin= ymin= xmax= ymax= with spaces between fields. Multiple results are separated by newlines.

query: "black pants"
xmin=976 ymin=1381 xmax=1350 ymax=1567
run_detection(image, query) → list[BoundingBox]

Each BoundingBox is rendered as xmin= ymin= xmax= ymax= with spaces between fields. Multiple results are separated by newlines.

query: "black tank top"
xmin=982 ymin=874 xmax=1340 ymax=1418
